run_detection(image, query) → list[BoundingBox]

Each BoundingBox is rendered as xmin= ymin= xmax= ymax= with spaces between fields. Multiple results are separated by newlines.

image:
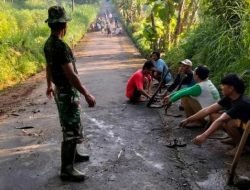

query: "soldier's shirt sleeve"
xmin=56 ymin=41 xmax=74 ymax=65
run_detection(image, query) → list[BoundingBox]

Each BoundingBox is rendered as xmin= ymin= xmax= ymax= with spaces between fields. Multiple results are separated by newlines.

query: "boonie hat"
xmin=180 ymin=59 xmax=192 ymax=66
xmin=45 ymin=6 xmax=71 ymax=23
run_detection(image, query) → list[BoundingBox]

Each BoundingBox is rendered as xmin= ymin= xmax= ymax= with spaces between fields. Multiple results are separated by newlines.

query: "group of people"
xmin=90 ymin=11 xmax=122 ymax=37
xmin=43 ymin=5 xmax=250 ymax=183
xmin=126 ymin=51 xmax=250 ymax=157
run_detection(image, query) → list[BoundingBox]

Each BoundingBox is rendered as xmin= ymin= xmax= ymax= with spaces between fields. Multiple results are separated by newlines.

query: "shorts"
xmin=235 ymin=119 xmax=250 ymax=145
xmin=235 ymin=119 xmax=248 ymax=130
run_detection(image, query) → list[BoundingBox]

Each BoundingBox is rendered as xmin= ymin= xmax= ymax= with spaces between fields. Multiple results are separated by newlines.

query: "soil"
xmin=0 ymin=1 xmax=248 ymax=190
xmin=0 ymin=72 xmax=45 ymax=121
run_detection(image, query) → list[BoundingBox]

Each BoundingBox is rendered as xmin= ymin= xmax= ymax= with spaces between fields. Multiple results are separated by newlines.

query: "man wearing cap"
xmin=126 ymin=60 xmax=155 ymax=102
xmin=44 ymin=6 xmax=96 ymax=181
xmin=151 ymin=51 xmax=172 ymax=85
xmin=163 ymin=65 xmax=220 ymax=126
xmin=167 ymin=59 xmax=195 ymax=93
xmin=162 ymin=59 xmax=195 ymax=111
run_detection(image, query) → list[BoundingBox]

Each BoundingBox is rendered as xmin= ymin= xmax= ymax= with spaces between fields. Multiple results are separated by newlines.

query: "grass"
xmin=0 ymin=0 xmax=100 ymax=90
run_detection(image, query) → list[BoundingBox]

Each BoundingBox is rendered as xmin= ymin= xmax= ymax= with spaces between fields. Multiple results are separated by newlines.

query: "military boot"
xmin=75 ymin=144 xmax=89 ymax=162
xmin=60 ymin=141 xmax=85 ymax=182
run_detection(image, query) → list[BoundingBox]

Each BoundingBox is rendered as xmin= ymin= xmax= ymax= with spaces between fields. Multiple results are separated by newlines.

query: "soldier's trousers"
xmin=54 ymin=87 xmax=84 ymax=143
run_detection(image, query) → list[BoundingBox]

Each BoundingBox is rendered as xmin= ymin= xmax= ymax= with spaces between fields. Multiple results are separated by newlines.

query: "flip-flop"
xmin=175 ymin=138 xmax=187 ymax=147
xmin=184 ymin=123 xmax=204 ymax=128
xmin=154 ymin=97 xmax=161 ymax=102
xmin=15 ymin=126 xmax=34 ymax=129
xmin=149 ymin=104 xmax=164 ymax=108
xmin=208 ymin=131 xmax=229 ymax=139
xmin=165 ymin=140 xmax=176 ymax=148
xmin=165 ymin=112 xmax=183 ymax=117
xmin=165 ymin=138 xmax=187 ymax=148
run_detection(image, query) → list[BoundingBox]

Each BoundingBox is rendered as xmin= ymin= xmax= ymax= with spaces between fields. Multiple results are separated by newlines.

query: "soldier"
xmin=44 ymin=6 xmax=96 ymax=181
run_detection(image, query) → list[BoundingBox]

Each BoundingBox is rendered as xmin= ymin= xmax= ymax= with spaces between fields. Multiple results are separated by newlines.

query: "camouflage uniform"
xmin=44 ymin=35 xmax=83 ymax=143
xmin=44 ymin=6 xmax=88 ymax=181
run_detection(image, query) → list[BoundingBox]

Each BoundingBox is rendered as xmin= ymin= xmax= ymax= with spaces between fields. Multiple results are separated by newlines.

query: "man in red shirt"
xmin=126 ymin=60 xmax=155 ymax=102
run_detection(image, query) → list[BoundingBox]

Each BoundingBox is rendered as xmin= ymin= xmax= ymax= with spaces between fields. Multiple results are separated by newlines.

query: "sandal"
xmin=165 ymin=138 xmax=187 ymax=148
xmin=184 ymin=122 xmax=204 ymax=128
xmin=175 ymin=138 xmax=187 ymax=147
xmin=165 ymin=139 xmax=176 ymax=148
xmin=149 ymin=104 xmax=164 ymax=108
xmin=165 ymin=111 xmax=183 ymax=117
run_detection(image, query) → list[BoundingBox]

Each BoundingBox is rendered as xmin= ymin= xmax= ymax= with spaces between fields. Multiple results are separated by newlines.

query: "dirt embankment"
xmin=0 ymin=72 xmax=45 ymax=121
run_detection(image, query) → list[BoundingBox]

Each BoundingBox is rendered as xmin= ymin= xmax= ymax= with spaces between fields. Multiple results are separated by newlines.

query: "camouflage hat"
xmin=45 ymin=6 xmax=71 ymax=23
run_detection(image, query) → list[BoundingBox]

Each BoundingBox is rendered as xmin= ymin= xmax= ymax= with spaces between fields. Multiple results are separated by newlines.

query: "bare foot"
xmin=139 ymin=97 xmax=147 ymax=102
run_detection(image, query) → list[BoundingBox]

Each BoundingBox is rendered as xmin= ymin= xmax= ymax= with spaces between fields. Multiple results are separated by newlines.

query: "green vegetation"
xmin=114 ymin=0 xmax=250 ymax=94
xmin=0 ymin=0 xmax=100 ymax=90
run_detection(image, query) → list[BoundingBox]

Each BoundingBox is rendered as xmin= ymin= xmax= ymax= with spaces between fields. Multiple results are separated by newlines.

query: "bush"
xmin=166 ymin=0 xmax=250 ymax=95
xmin=0 ymin=0 xmax=100 ymax=90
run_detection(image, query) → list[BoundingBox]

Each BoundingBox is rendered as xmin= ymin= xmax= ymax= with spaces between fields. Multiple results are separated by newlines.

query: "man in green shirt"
xmin=164 ymin=65 xmax=220 ymax=126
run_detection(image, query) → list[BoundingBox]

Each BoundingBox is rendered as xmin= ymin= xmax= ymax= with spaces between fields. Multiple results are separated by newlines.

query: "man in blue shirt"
xmin=151 ymin=51 xmax=172 ymax=84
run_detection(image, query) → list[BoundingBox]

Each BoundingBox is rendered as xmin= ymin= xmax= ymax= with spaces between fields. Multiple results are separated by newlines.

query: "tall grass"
xmin=0 ymin=0 xmax=100 ymax=90
xmin=167 ymin=0 xmax=250 ymax=94
xmin=115 ymin=0 xmax=250 ymax=94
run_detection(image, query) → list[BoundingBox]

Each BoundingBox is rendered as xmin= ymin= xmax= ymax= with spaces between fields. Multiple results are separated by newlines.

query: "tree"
xmin=113 ymin=0 xmax=200 ymax=52
xmin=72 ymin=0 xmax=75 ymax=11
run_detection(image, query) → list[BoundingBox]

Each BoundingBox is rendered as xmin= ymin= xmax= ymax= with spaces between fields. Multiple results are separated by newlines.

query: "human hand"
xmin=162 ymin=91 xmax=169 ymax=99
xmin=192 ymin=134 xmax=207 ymax=145
xmin=163 ymin=95 xmax=170 ymax=105
xmin=85 ymin=94 xmax=96 ymax=107
xmin=46 ymin=87 xmax=54 ymax=99
xmin=179 ymin=119 xmax=189 ymax=128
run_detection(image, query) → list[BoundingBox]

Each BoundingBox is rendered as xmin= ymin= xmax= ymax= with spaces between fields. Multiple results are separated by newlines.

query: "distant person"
xmin=114 ymin=26 xmax=122 ymax=35
xmin=126 ymin=60 xmax=155 ymax=102
xmin=106 ymin=22 xmax=112 ymax=37
xmin=151 ymin=51 xmax=172 ymax=85
xmin=104 ymin=12 xmax=108 ymax=20
xmin=109 ymin=12 xmax=113 ymax=23
xmin=44 ymin=6 xmax=96 ymax=181
xmin=90 ymin=22 xmax=95 ymax=32
xmin=100 ymin=17 xmax=106 ymax=33
xmin=96 ymin=17 xmax=101 ymax=31
xmin=181 ymin=74 xmax=250 ymax=155
xmin=164 ymin=65 xmax=220 ymax=126
xmin=114 ymin=16 xmax=119 ymax=28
